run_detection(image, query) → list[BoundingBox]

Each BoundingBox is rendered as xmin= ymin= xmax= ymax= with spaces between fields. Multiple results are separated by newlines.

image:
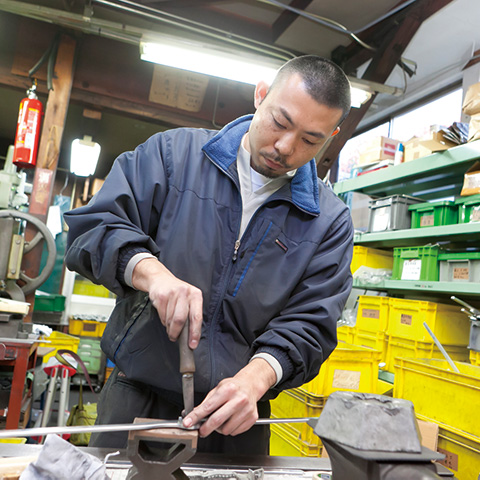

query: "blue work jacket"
xmin=64 ymin=115 xmax=354 ymax=399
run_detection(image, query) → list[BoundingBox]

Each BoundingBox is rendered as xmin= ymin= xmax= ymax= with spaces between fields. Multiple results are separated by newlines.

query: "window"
xmin=337 ymin=88 xmax=463 ymax=182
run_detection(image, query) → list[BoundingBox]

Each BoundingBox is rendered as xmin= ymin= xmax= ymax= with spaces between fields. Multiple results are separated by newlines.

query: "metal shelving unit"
xmin=334 ymin=142 xmax=480 ymax=201
xmin=354 ymin=222 xmax=480 ymax=248
xmin=335 ymin=142 xmax=480 ymax=300
xmin=352 ymin=279 xmax=480 ymax=296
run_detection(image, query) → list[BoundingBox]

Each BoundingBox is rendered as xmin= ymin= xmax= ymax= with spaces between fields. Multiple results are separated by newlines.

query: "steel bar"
xmin=423 ymin=322 xmax=460 ymax=373
xmin=0 ymin=417 xmax=317 ymax=439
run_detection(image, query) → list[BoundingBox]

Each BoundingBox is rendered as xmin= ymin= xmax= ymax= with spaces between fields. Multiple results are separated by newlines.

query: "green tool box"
xmin=392 ymin=245 xmax=440 ymax=281
xmin=455 ymin=194 xmax=480 ymax=224
xmin=408 ymin=200 xmax=458 ymax=228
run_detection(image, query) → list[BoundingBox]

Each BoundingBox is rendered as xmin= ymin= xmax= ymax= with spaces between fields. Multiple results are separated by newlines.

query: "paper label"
xmin=362 ymin=308 xmax=380 ymax=319
xmin=332 ymin=370 xmax=361 ymax=390
xmin=401 ymin=314 xmax=412 ymax=325
xmin=453 ymin=267 xmax=469 ymax=280
xmin=372 ymin=207 xmax=390 ymax=231
xmin=420 ymin=214 xmax=435 ymax=226
xmin=471 ymin=208 xmax=480 ymax=222
xmin=438 ymin=448 xmax=458 ymax=471
xmin=401 ymin=259 xmax=422 ymax=280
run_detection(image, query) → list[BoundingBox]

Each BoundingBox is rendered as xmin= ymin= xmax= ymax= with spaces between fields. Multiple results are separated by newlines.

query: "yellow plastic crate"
xmin=0 ymin=438 xmax=26 ymax=444
xmin=416 ymin=415 xmax=480 ymax=480
xmin=300 ymin=343 xmax=381 ymax=396
xmin=270 ymin=422 xmax=322 ymax=457
xmin=73 ymin=279 xmax=112 ymax=298
xmin=353 ymin=328 xmax=388 ymax=365
xmin=394 ymin=358 xmax=480 ymax=437
xmin=270 ymin=388 xmax=325 ymax=446
xmin=470 ymin=349 xmax=480 ymax=366
xmin=337 ymin=325 xmax=356 ymax=344
xmin=351 ymin=246 xmax=393 ymax=274
xmin=387 ymin=298 xmax=469 ymax=345
xmin=38 ymin=331 xmax=80 ymax=363
xmin=69 ymin=318 xmax=107 ymax=337
xmin=385 ymin=336 xmax=468 ymax=372
xmin=356 ymin=295 xmax=390 ymax=334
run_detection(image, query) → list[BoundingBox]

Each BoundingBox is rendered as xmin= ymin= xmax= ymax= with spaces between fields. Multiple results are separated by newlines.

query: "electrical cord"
xmin=94 ymin=0 xmax=295 ymax=61
xmin=28 ymin=32 xmax=61 ymax=91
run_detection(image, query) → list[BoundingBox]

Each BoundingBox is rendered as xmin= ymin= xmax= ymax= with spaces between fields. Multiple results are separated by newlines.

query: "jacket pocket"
xmin=100 ymin=291 xmax=150 ymax=362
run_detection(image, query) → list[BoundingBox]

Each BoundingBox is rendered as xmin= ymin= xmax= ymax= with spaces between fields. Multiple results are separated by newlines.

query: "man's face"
xmin=245 ymin=73 xmax=344 ymax=178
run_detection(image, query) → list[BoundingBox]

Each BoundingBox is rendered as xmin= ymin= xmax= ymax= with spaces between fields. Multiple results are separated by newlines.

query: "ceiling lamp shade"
xmin=70 ymin=135 xmax=101 ymax=177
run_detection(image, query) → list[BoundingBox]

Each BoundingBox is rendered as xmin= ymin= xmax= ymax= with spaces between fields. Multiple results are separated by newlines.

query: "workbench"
xmin=0 ymin=444 xmax=456 ymax=479
xmin=0 ymin=338 xmax=37 ymax=429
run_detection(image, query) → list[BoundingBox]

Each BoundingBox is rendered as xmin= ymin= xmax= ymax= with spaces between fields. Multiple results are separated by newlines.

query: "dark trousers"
xmin=89 ymin=367 xmax=271 ymax=455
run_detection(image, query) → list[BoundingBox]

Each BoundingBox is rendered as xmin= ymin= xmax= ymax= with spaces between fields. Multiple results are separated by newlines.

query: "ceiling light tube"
xmin=140 ymin=33 xmax=284 ymax=86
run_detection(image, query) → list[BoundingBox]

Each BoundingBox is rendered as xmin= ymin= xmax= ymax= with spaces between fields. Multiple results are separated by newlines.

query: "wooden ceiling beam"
xmin=272 ymin=0 xmax=314 ymax=42
xmin=317 ymin=0 xmax=456 ymax=180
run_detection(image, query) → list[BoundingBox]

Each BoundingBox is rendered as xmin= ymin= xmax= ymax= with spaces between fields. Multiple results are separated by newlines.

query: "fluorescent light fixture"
xmin=140 ymin=33 xmax=401 ymax=107
xmin=70 ymin=135 xmax=101 ymax=177
xmin=348 ymin=76 xmax=403 ymax=107
xmin=140 ymin=33 xmax=284 ymax=85
xmin=350 ymin=85 xmax=373 ymax=108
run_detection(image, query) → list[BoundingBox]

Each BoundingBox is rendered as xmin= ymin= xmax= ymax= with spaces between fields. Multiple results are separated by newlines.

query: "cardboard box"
xmin=460 ymin=161 xmax=480 ymax=196
xmin=357 ymin=136 xmax=400 ymax=166
xmin=403 ymin=131 xmax=456 ymax=162
xmin=463 ymin=82 xmax=480 ymax=142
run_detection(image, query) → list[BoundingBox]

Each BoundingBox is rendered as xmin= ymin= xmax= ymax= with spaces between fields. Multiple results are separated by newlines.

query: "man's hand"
xmin=182 ymin=358 xmax=277 ymax=437
xmin=131 ymin=257 xmax=202 ymax=348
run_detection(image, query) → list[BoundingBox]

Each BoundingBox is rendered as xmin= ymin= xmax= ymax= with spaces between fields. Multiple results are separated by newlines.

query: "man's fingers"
xmin=166 ymin=297 xmax=189 ymax=341
xmin=188 ymin=291 xmax=203 ymax=348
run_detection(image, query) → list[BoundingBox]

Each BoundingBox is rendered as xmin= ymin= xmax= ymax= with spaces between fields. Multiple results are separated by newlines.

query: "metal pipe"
xmin=93 ymin=0 xmax=294 ymax=61
xmin=0 ymin=417 xmax=317 ymax=439
xmin=423 ymin=322 xmax=460 ymax=373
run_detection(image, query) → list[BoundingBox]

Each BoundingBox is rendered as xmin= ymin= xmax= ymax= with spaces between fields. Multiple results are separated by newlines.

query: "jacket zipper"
xmin=232 ymin=239 xmax=241 ymax=262
xmin=204 ymin=152 xmax=243 ymax=390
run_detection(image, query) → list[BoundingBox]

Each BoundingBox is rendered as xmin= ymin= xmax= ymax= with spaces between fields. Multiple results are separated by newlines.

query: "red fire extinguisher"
xmin=13 ymin=82 xmax=44 ymax=169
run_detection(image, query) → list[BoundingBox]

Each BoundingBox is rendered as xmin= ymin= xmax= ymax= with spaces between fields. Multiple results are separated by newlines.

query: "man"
xmin=64 ymin=55 xmax=354 ymax=454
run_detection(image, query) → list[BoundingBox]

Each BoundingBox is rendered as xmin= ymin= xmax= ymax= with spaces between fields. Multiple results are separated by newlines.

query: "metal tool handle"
xmin=451 ymin=296 xmax=480 ymax=316
xmin=179 ymin=318 xmax=195 ymax=374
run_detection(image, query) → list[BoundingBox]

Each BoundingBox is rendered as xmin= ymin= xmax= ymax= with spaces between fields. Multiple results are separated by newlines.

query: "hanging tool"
xmin=179 ymin=318 xmax=195 ymax=415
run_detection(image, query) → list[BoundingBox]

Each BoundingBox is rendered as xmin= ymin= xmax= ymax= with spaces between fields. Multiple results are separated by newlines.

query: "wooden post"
xmin=29 ymin=34 xmax=76 ymax=222
xmin=24 ymin=34 xmax=76 ymax=319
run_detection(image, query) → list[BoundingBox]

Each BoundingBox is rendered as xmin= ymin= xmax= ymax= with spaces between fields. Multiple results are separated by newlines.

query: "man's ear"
xmin=254 ymin=80 xmax=269 ymax=109
xmin=331 ymin=126 xmax=341 ymax=137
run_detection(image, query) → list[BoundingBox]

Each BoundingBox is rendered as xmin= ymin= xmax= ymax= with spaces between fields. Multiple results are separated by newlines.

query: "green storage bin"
xmin=77 ymin=337 xmax=102 ymax=375
xmin=392 ymin=245 xmax=440 ymax=281
xmin=438 ymin=252 xmax=480 ymax=282
xmin=408 ymin=200 xmax=458 ymax=228
xmin=455 ymin=194 xmax=480 ymax=224
xmin=34 ymin=294 xmax=66 ymax=312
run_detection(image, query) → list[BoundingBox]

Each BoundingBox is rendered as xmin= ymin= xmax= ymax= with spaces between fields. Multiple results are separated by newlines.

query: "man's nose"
xmin=274 ymin=133 xmax=295 ymax=156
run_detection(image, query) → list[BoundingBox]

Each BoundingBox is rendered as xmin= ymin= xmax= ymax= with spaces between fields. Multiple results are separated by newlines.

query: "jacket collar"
xmin=202 ymin=115 xmax=320 ymax=216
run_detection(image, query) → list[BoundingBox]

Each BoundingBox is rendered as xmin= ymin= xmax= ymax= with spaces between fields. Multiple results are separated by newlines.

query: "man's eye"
xmin=273 ymin=118 xmax=285 ymax=129
xmin=304 ymin=139 xmax=315 ymax=146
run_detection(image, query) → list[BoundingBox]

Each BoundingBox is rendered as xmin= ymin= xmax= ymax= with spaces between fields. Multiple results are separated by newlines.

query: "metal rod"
xmin=0 ymin=417 xmax=316 ymax=439
xmin=423 ymin=322 xmax=460 ymax=373
xmin=451 ymin=296 xmax=480 ymax=316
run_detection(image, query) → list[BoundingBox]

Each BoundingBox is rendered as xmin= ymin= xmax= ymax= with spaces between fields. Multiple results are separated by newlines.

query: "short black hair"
xmin=270 ymin=55 xmax=351 ymax=125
